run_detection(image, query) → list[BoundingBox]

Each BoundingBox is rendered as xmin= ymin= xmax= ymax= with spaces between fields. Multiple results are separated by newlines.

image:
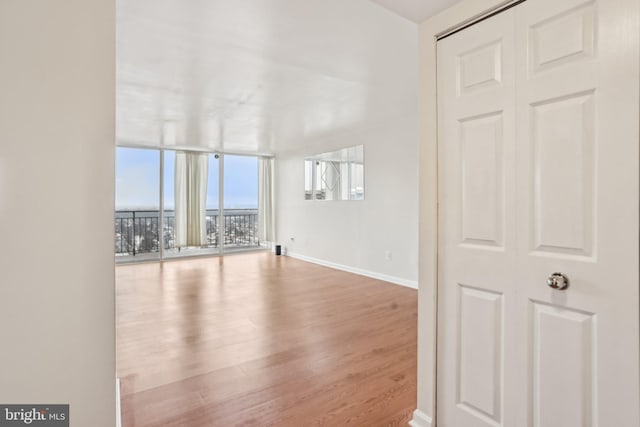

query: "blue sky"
xmin=115 ymin=148 xmax=258 ymax=210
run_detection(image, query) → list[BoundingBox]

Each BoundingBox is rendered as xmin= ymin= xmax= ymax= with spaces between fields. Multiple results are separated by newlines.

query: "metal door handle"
xmin=547 ymin=272 xmax=569 ymax=290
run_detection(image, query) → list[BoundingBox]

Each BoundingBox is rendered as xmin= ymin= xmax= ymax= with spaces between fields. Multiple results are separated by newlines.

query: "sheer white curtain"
xmin=258 ymin=157 xmax=275 ymax=244
xmin=174 ymin=151 xmax=209 ymax=248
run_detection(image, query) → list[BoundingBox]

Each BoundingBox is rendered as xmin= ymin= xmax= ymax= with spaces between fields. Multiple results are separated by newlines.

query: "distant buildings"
xmin=115 ymin=209 xmax=259 ymax=260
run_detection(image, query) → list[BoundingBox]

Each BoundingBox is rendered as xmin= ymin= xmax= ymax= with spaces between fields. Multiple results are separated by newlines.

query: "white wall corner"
xmin=287 ymin=252 xmax=418 ymax=289
xmin=409 ymin=409 xmax=433 ymax=427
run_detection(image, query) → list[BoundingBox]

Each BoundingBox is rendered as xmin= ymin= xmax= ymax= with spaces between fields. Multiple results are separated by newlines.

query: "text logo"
xmin=0 ymin=405 xmax=68 ymax=427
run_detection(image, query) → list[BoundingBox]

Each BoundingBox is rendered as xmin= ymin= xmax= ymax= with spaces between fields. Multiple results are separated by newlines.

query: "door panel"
xmin=437 ymin=0 xmax=639 ymax=426
xmin=458 ymin=40 xmax=504 ymax=95
xmin=515 ymin=0 xmax=639 ymax=425
xmin=437 ymin=9 xmax=517 ymax=427
xmin=528 ymin=2 xmax=595 ymax=74
xmin=530 ymin=91 xmax=594 ymax=258
xmin=530 ymin=302 xmax=595 ymax=427
xmin=460 ymin=112 xmax=505 ymax=248
xmin=458 ymin=285 xmax=504 ymax=423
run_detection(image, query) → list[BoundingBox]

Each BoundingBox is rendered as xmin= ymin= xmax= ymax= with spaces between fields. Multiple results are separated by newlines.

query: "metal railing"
xmin=115 ymin=209 xmax=259 ymax=257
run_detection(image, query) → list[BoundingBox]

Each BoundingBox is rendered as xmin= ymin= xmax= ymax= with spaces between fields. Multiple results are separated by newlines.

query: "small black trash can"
xmin=275 ymin=245 xmax=282 ymax=256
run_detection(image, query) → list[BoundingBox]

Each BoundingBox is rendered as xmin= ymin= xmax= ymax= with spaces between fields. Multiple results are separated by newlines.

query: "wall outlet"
xmin=385 ymin=250 xmax=392 ymax=261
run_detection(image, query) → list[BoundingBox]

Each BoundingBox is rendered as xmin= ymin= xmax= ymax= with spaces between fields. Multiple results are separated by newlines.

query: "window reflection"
xmin=304 ymin=145 xmax=364 ymax=201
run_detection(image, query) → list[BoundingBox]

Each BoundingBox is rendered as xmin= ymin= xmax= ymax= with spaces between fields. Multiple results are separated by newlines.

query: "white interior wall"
xmin=273 ymin=1 xmax=420 ymax=288
xmin=276 ymin=113 xmax=419 ymax=286
xmin=0 ymin=1 xmax=116 ymax=425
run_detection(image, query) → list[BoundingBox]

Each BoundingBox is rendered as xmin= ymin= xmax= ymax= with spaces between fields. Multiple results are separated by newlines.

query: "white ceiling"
xmin=116 ymin=0 xmax=435 ymax=154
xmin=368 ymin=0 xmax=459 ymax=23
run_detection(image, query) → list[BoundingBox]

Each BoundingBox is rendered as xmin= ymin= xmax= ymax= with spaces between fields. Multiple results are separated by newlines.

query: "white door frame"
xmin=412 ymin=0 xmax=640 ymax=426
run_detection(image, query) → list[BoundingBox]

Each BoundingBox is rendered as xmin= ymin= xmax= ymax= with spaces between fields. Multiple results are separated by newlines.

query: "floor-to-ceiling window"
xmin=223 ymin=155 xmax=259 ymax=252
xmin=115 ymin=148 xmax=265 ymax=263
xmin=115 ymin=148 xmax=161 ymax=262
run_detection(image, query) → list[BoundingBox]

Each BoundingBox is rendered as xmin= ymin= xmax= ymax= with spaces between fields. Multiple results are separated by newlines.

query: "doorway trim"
xmin=413 ymin=1 xmax=537 ymax=426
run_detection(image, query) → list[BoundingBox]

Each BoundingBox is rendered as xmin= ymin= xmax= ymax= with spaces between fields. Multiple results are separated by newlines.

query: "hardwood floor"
xmin=117 ymin=252 xmax=417 ymax=426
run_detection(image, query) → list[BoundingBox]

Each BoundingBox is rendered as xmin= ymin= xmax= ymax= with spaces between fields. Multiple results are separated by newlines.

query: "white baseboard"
xmin=116 ymin=377 xmax=122 ymax=427
xmin=409 ymin=409 xmax=433 ymax=427
xmin=286 ymin=252 xmax=418 ymax=289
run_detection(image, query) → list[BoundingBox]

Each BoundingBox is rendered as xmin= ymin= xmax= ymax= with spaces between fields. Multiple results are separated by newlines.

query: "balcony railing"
xmin=115 ymin=209 xmax=260 ymax=257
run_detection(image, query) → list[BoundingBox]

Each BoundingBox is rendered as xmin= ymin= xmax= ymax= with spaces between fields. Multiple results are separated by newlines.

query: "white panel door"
xmin=437 ymin=0 xmax=639 ymax=426
xmin=437 ymin=9 xmax=517 ymax=427
xmin=514 ymin=0 xmax=639 ymax=425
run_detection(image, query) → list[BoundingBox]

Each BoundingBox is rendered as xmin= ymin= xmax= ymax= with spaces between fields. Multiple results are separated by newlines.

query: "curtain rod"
xmin=116 ymin=142 xmax=275 ymax=158
xmin=436 ymin=0 xmax=526 ymax=41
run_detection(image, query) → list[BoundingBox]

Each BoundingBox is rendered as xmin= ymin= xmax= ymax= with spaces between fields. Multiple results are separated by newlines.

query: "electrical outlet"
xmin=385 ymin=250 xmax=392 ymax=261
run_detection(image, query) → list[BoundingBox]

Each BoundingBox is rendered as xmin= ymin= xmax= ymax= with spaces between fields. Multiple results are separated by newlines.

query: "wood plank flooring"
xmin=117 ymin=252 xmax=417 ymax=426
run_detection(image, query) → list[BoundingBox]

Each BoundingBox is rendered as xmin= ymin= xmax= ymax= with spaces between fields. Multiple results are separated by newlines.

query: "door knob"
xmin=547 ymin=272 xmax=569 ymax=290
